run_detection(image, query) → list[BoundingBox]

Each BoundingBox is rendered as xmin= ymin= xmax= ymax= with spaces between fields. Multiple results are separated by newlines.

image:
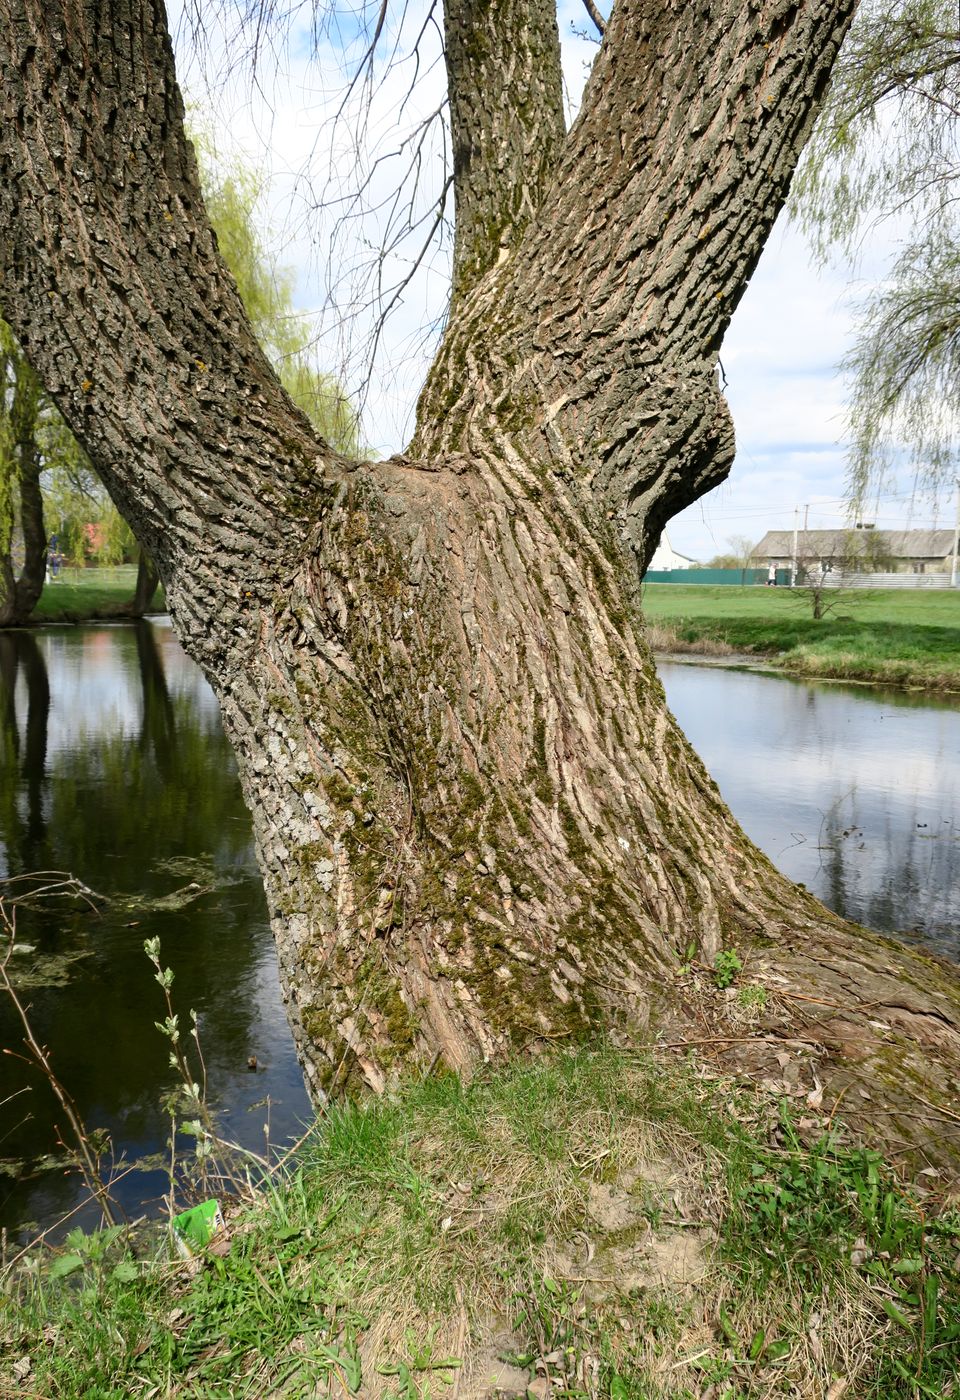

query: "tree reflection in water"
xmin=0 ymin=621 xmax=308 ymax=1236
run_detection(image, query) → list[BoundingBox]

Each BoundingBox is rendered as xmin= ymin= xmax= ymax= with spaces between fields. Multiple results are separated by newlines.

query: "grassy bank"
xmin=3 ymin=1049 xmax=958 ymax=1398
xmin=643 ymin=585 xmax=960 ymax=691
xmin=25 ymin=567 xmax=165 ymax=624
xmin=23 ymin=577 xmax=958 ymax=694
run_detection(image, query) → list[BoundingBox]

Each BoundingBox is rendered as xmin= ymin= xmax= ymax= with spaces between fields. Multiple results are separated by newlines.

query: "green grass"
xmin=643 ymin=584 xmax=960 ymax=691
xmin=3 ymin=1049 xmax=958 ymax=1398
xmin=24 ymin=574 xmax=958 ymax=692
xmin=27 ymin=566 xmax=165 ymax=623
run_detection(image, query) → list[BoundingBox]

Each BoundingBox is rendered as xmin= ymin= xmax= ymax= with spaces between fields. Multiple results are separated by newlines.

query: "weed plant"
xmin=712 ymin=949 xmax=743 ymax=989
xmin=724 ymin=1103 xmax=960 ymax=1397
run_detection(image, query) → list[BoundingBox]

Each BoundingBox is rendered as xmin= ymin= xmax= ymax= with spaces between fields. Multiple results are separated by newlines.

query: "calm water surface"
xmin=659 ymin=660 xmax=960 ymax=956
xmin=2 ymin=628 xmax=958 ymax=1233
xmin=0 ymin=621 xmax=310 ymax=1234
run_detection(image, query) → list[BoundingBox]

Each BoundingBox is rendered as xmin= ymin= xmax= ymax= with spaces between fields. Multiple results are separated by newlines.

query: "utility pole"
xmin=951 ymin=477 xmax=960 ymax=588
xmin=791 ymin=507 xmax=799 ymax=587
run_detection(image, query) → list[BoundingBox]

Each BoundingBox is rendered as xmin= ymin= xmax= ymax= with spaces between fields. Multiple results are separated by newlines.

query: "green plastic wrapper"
xmin=172 ymin=1199 xmax=224 ymax=1257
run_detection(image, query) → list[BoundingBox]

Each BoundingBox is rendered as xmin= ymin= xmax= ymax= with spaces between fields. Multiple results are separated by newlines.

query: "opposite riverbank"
xmin=3 ymin=1047 xmax=959 ymax=1399
xmin=22 ymin=566 xmax=165 ymax=625
xmin=643 ymin=584 xmax=960 ymax=693
xmin=20 ymin=577 xmax=959 ymax=696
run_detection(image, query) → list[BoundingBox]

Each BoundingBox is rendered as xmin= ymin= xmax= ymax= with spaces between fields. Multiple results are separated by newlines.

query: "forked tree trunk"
xmin=2 ymin=0 xmax=960 ymax=1160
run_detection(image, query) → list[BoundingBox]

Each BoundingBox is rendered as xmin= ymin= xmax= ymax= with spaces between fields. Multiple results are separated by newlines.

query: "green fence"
xmin=643 ymin=567 xmax=791 ymax=586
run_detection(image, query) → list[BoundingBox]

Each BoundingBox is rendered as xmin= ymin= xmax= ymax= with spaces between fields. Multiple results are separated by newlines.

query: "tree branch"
xmin=581 ymin=0 xmax=605 ymax=38
xmin=0 ymin=0 xmax=331 ymax=621
xmin=443 ymin=0 xmax=566 ymax=307
xmin=418 ymin=0 xmax=858 ymax=565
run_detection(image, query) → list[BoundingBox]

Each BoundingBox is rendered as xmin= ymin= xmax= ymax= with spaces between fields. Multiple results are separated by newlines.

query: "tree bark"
xmin=2 ymin=0 xmax=960 ymax=1164
xmin=443 ymin=0 xmax=565 ymax=307
xmin=0 ymin=350 xmax=46 ymax=625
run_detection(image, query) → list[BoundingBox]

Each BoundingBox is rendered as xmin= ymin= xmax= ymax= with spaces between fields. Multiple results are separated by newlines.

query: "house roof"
xmin=753 ymin=528 xmax=955 ymax=560
xmin=648 ymin=531 xmax=697 ymax=569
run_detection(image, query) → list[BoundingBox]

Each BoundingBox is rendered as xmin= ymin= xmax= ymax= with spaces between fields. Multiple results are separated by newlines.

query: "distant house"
xmin=648 ymin=531 xmax=697 ymax=571
xmin=752 ymin=528 xmax=956 ymax=575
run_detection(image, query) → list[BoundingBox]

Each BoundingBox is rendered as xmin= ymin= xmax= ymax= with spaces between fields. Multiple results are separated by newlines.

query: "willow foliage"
xmin=791 ymin=0 xmax=960 ymax=494
xmin=193 ymin=130 xmax=361 ymax=454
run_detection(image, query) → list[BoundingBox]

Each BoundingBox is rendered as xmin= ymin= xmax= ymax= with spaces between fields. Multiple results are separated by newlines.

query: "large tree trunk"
xmin=0 ymin=351 xmax=46 ymax=625
xmin=2 ymin=0 xmax=960 ymax=1160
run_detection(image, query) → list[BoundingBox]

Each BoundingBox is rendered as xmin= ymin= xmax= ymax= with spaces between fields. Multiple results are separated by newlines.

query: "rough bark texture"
xmin=421 ymin=0 xmax=857 ymax=566
xmin=2 ymin=0 xmax=960 ymax=1167
xmin=444 ymin=0 xmax=565 ymax=307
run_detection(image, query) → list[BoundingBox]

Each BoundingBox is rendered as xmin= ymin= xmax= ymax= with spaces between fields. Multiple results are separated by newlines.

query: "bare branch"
xmin=581 ymin=0 xmax=606 ymax=38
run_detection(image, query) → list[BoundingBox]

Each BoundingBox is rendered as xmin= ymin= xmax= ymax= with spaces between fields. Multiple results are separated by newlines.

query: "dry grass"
xmin=4 ymin=1049 xmax=959 ymax=1398
xmin=645 ymin=621 xmax=739 ymax=657
xmin=280 ymin=1054 xmax=724 ymax=1393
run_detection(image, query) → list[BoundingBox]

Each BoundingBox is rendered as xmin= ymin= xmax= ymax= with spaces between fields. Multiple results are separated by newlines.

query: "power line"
xmin=692 ymin=490 xmax=951 ymax=523
xmin=697 ymin=488 xmax=942 ymax=516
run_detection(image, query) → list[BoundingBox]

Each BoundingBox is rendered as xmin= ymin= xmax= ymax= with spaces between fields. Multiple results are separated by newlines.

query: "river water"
xmin=1 ymin=626 xmax=958 ymax=1233
xmin=658 ymin=660 xmax=960 ymax=958
xmin=0 ymin=622 xmax=310 ymax=1236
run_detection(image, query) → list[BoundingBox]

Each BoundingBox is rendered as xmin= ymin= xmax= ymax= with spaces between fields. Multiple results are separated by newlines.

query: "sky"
xmin=168 ymin=0 xmax=959 ymax=564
